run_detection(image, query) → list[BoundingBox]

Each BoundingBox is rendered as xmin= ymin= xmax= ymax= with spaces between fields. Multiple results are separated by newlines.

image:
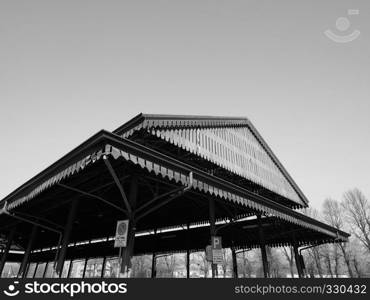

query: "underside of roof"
xmin=0 ymin=129 xmax=348 ymax=256
xmin=113 ymin=113 xmax=309 ymax=208
xmin=24 ymin=216 xmax=345 ymax=262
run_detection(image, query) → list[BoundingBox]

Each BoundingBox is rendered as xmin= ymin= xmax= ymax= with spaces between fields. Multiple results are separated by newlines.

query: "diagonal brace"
xmin=103 ymin=156 xmax=132 ymax=215
xmin=57 ymin=183 xmax=128 ymax=215
xmin=0 ymin=202 xmax=63 ymax=267
xmin=135 ymin=186 xmax=185 ymax=214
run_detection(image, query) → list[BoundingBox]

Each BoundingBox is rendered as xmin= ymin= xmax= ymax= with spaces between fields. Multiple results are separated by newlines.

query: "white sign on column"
xmin=211 ymin=236 xmax=223 ymax=265
xmin=114 ymin=220 xmax=129 ymax=248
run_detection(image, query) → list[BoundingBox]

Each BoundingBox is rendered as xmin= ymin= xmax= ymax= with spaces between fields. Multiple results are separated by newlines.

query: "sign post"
xmin=205 ymin=245 xmax=213 ymax=262
xmin=211 ymin=236 xmax=223 ymax=265
xmin=114 ymin=220 xmax=129 ymax=248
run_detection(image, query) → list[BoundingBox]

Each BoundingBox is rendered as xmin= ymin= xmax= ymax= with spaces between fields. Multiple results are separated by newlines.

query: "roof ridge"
xmin=113 ymin=113 xmax=251 ymax=136
xmin=140 ymin=113 xmax=250 ymax=121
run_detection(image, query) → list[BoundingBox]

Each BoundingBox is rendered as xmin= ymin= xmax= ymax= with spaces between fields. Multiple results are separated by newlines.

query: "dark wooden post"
xmin=120 ymin=176 xmax=138 ymax=275
xmin=257 ymin=214 xmax=269 ymax=278
xmin=293 ymin=242 xmax=303 ymax=278
xmin=101 ymin=257 xmax=107 ymax=278
xmin=18 ymin=225 xmax=38 ymax=278
xmin=66 ymin=260 xmax=73 ymax=278
xmin=42 ymin=262 xmax=48 ymax=278
xmin=56 ymin=199 xmax=79 ymax=275
xmin=33 ymin=262 xmax=39 ymax=278
xmin=82 ymin=258 xmax=88 ymax=278
xmin=0 ymin=227 xmax=16 ymax=277
xmin=208 ymin=197 xmax=217 ymax=278
xmin=186 ymin=249 xmax=190 ymax=278
xmin=151 ymin=228 xmax=157 ymax=278
xmin=231 ymin=247 xmax=238 ymax=278
xmin=151 ymin=253 xmax=156 ymax=278
xmin=186 ymin=223 xmax=190 ymax=278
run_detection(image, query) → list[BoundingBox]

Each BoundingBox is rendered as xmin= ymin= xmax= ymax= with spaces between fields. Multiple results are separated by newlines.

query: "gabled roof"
xmin=114 ymin=113 xmax=309 ymax=207
xmin=0 ymin=130 xmax=348 ymax=242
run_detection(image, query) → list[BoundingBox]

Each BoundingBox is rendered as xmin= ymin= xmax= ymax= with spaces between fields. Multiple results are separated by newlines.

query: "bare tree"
xmin=305 ymin=258 xmax=316 ymax=278
xmin=237 ymin=250 xmax=254 ymax=278
xmin=352 ymin=255 xmax=362 ymax=278
xmin=156 ymin=254 xmax=183 ymax=277
xmin=322 ymin=198 xmax=354 ymax=277
xmin=311 ymin=247 xmax=324 ymax=277
xmin=267 ymin=247 xmax=283 ymax=277
xmin=342 ymin=189 xmax=370 ymax=253
xmin=347 ymin=238 xmax=368 ymax=278
xmin=281 ymin=246 xmax=295 ymax=277
xmin=131 ymin=255 xmax=151 ymax=278
xmin=303 ymin=208 xmax=324 ymax=277
xmin=332 ymin=245 xmax=340 ymax=277
xmin=192 ymin=252 xmax=210 ymax=278
xmin=164 ymin=255 xmax=176 ymax=277
xmin=320 ymin=244 xmax=334 ymax=277
xmin=220 ymin=249 xmax=232 ymax=277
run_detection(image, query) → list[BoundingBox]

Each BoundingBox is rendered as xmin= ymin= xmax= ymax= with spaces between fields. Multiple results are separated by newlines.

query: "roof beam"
xmin=135 ymin=186 xmax=185 ymax=214
xmin=136 ymin=173 xmax=192 ymax=222
xmin=103 ymin=156 xmax=132 ymax=215
xmin=57 ymin=183 xmax=128 ymax=216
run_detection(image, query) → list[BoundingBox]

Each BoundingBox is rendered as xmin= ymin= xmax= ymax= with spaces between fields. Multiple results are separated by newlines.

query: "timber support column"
xmin=0 ymin=227 xmax=16 ymax=277
xmin=231 ymin=247 xmax=238 ymax=278
xmin=120 ymin=176 xmax=138 ymax=275
xmin=208 ymin=197 xmax=217 ymax=278
xmin=56 ymin=199 xmax=79 ymax=275
xmin=151 ymin=229 xmax=157 ymax=278
xmin=151 ymin=253 xmax=156 ymax=278
xmin=186 ymin=249 xmax=190 ymax=278
xmin=257 ymin=214 xmax=269 ymax=278
xmin=18 ymin=225 xmax=38 ymax=278
xmin=293 ymin=242 xmax=304 ymax=278
xmin=186 ymin=223 xmax=190 ymax=278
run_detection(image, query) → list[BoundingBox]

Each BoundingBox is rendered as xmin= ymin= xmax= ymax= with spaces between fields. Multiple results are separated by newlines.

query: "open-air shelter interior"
xmin=0 ymin=114 xmax=349 ymax=278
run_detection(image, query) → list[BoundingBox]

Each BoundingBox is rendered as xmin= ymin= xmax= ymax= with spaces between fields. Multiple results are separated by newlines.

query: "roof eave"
xmin=0 ymin=129 xmax=112 ymax=205
xmin=0 ymin=130 xmax=348 ymax=241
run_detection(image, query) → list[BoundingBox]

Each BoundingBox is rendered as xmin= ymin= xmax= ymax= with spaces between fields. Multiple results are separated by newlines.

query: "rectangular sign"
xmin=205 ymin=245 xmax=213 ymax=262
xmin=114 ymin=220 xmax=129 ymax=248
xmin=211 ymin=236 xmax=222 ymax=249
xmin=211 ymin=236 xmax=223 ymax=264
xmin=212 ymin=249 xmax=223 ymax=264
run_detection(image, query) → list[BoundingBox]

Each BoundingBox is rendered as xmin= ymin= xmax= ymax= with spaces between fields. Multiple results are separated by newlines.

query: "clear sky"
xmin=0 ymin=0 xmax=369 ymax=209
